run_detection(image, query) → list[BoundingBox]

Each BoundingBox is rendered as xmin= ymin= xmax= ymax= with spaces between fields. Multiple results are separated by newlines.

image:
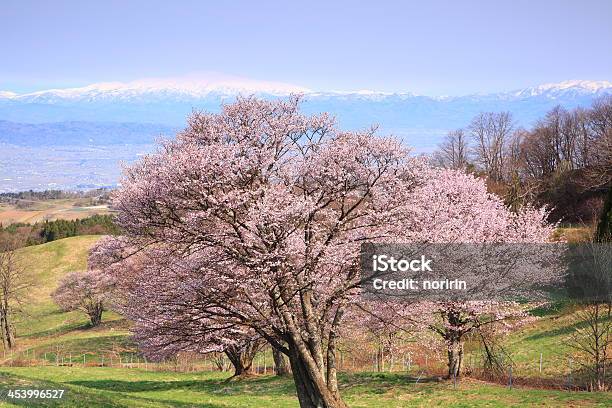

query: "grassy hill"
xmin=11 ymin=236 xmax=131 ymax=365
xmin=0 ymin=236 xmax=608 ymax=407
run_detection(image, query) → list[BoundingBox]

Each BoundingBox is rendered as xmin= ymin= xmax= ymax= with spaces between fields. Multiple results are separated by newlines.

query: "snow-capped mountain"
xmin=2 ymin=78 xmax=611 ymax=104
xmin=1 ymin=78 xmax=612 ymax=144
xmin=507 ymin=80 xmax=612 ymax=99
xmin=1 ymin=78 xmax=611 ymax=147
xmin=0 ymin=77 xmax=312 ymax=104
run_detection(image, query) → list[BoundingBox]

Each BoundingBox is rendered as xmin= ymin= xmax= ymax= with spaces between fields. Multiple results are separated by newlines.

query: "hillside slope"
xmin=11 ymin=236 xmax=131 ymax=364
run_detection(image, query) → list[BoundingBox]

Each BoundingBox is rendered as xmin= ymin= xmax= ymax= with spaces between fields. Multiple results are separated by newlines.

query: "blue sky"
xmin=2 ymin=0 xmax=611 ymax=95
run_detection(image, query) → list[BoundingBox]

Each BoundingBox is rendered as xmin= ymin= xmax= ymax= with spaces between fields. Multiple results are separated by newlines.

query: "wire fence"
xmin=1 ymin=347 xmax=609 ymax=391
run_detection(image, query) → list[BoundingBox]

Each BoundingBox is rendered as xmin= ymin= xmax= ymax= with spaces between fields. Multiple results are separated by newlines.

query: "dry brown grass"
xmin=0 ymin=199 xmax=111 ymax=224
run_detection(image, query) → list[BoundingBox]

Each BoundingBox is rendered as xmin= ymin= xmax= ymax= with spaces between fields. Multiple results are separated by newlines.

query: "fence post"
xmin=539 ymin=353 xmax=542 ymax=374
xmin=508 ymin=366 xmax=513 ymax=389
xmin=567 ymin=358 xmax=573 ymax=389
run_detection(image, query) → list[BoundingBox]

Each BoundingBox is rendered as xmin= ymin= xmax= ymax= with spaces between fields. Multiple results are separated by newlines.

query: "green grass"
xmin=504 ymin=305 xmax=611 ymax=379
xmin=11 ymin=236 xmax=133 ymax=363
xmin=0 ymin=368 xmax=609 ymax=408
xmin=2 ymin=236 xmax=610 ymax=407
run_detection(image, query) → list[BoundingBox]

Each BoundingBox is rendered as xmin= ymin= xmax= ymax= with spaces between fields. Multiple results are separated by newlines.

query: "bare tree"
xmin=0 ymin=236 xmax=31 ymax=349
xmin=586 ymin=96 xmax=612 ymax=188
xmin=433 ymin=129 xmax=469 ymax=169
xmin=570 ymin=302 xmax=611 ymax=391
xmin=469 ymin=112 xmax=514 ymax=182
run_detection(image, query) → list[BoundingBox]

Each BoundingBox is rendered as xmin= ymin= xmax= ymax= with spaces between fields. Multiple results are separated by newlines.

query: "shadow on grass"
xmin=21 ymin=317 xmax=86 ymax=340
xmin=524 ymin=316 xmax=610 ymax=341
xmin=338 ymin=372 xmax=441 ymax=394
xmin=23 ymin=323 xmax=90 ymax=340
xmin=528 ymin=300 xmax=570 ymax=317
xmin=23 ymin=316 xmax=128 ymax=340
xmin=70 ymin=374 xmax=297 ymax=397
xmin=0 ymin=372 xmax=226 ymax=408
xmin=70 ymin=372 xmax=438 ymax=398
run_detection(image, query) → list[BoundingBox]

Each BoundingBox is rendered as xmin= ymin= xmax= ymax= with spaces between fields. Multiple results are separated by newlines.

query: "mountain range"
xmin=0 ymin=78 xmax=611 ymax=192
xmin=1 ymin=79 xmax=611 ymax=146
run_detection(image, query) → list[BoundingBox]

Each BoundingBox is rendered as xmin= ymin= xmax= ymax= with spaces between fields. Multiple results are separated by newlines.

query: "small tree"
xmin=568 ymin=241 xmax=611 ymax=391
xmin=0 ymin=236 xmax=31 ymax=349
xmin=433 ymin=129 xmax=470 ymax=170
xmin=570 ymin=302 xmax=611 ymax=391
xmin=52 ymin=270 xmax=113 ymax=326
xmin=397 ymin=169 xmax=556 ymax=378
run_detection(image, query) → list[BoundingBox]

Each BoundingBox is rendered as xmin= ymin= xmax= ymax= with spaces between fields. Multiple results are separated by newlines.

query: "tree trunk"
xmin=273 ymin=347 xmax=290 ymax=376
xmin=0 ymin=310 xmax=15 ymax=349
xmin=89 ymin=308 xmax=103 ymax=327
xmin=86 ymin=302 xmax=104 ymax=327
xmin=447 ymin=338 xmax=463 ymax=379
xmin=287 ymin=340 xmax=347 ymax=408
xmin=225 ymin=341 xmax=258 ymax=378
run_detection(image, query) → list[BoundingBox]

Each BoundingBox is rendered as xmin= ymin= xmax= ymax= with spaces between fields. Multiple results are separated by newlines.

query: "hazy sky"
xmin=2 ymin=0 xmax=611 ymax=95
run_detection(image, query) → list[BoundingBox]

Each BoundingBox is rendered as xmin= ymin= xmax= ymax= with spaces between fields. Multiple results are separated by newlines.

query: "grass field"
xmin=0 ymin=199 xmax=111 ymax=224
xmin=0 ymin=236 xmax=609 ymax=407
xmin=1 ymin=369 xmax=611 ymax=407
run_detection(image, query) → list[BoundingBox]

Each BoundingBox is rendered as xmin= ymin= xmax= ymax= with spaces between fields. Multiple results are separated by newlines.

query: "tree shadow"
xmin=338 ymin=372 xmax=441 ymax=394
xmin=21 ymin=318 xmax=86 ymax=339
xmin=0 ymin=372 xmax=226 ymax=407
xmin=70 ymin=374 xmax=297 ymax=396
xmin=525 ymin=318 xmax=600 ymax=341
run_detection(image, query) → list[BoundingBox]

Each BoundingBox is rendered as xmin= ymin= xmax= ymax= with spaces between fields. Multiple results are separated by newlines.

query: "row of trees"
xmin=0 ymin=214 xmax=119 ymax=248
xmin=0 ymin=188 xmax=112 ymax=204
xmin=433 ymin=96 xmax=612 ymax=222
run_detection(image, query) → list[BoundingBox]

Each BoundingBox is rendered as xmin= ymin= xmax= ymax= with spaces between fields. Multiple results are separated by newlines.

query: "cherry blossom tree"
xmin=102 ymin=96 xmax=431 ymax=408
xmin=396 ymin=169 xmax=557 ymax=378
xmin=52 ymin=270 xmax=114 ymax=327
xmin=91 ymin=240 xmax=265 ymax=378
xmin=100 ymin=96 xmax=557 ymax=406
